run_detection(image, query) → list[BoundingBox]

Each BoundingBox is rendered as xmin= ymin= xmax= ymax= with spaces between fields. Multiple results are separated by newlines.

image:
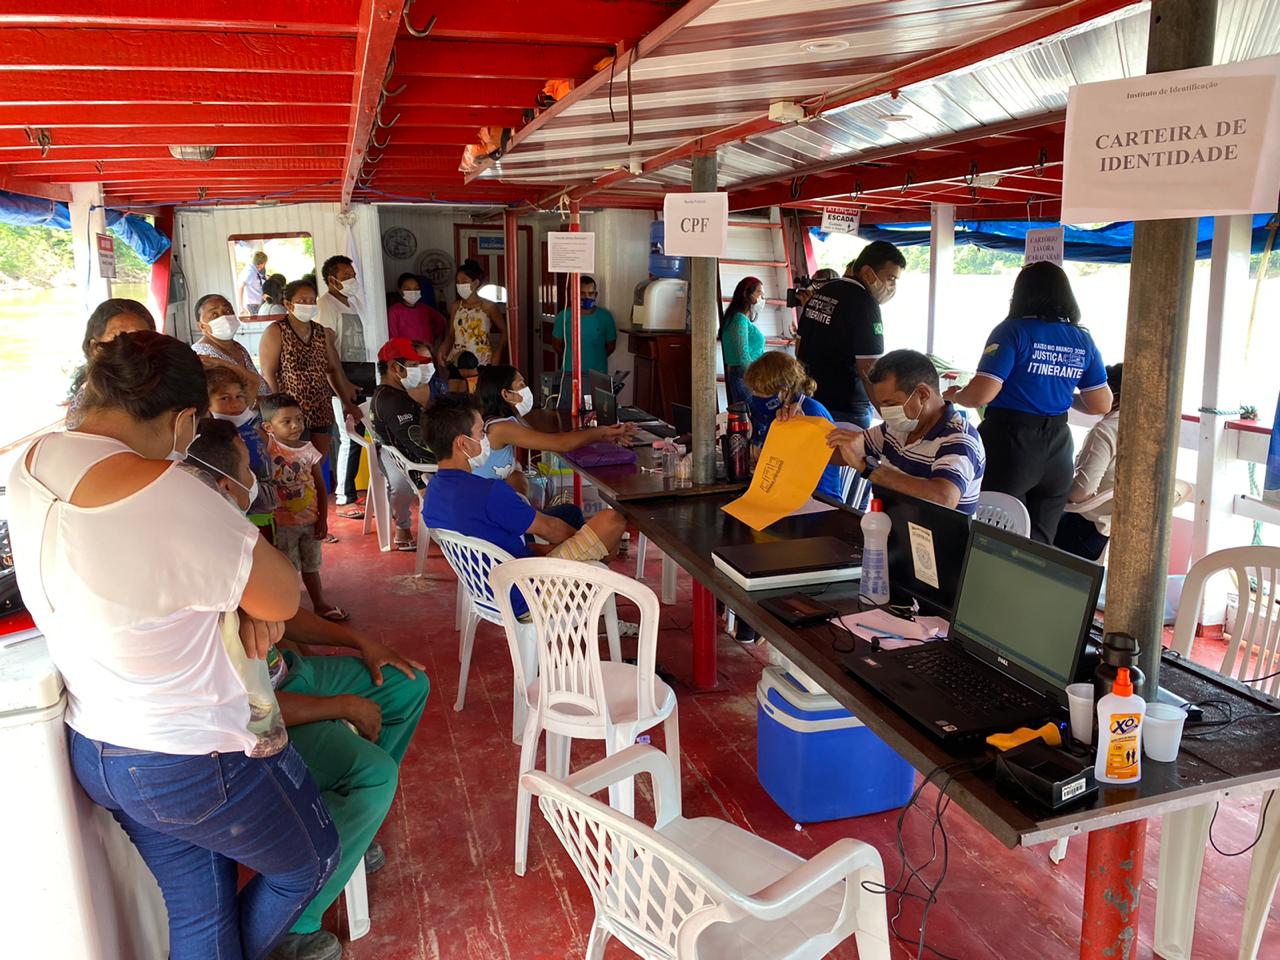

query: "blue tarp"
xmin=828 ymin=214 xmax=1278 ymax=264
xmin=0 ymin=189 xmax=171 ymax=264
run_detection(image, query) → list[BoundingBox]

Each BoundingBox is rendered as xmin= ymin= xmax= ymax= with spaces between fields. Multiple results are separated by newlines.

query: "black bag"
xmin=0 ymin=514 xmax=22 ymax=616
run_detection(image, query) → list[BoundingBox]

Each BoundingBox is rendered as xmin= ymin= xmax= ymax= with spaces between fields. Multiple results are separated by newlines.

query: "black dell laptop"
xmin=844 ymin=523 xmax=1104 ymax=742
xmin=875 ymin=488 xmax=972 ymax=618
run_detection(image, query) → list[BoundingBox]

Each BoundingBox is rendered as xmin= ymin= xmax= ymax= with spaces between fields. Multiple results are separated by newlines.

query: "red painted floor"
xmin=311 ymin=510 xmax=1277 ymax=960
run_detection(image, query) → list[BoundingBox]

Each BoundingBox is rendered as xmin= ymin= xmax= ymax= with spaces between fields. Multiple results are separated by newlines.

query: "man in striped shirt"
xmin=827 ymin=349 xmax=985 ymax=515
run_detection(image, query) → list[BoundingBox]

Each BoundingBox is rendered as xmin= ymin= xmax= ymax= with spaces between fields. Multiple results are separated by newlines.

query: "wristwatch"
xmin=859 ymin=458 xmax=879 ymax=481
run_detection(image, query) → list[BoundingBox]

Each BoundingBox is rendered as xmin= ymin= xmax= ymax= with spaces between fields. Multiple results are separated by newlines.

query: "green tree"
xmin=0 ymin=221 xmax=152 ymax=286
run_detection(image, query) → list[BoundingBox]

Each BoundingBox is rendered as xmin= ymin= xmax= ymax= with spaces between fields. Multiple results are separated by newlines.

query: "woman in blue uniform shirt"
xmin=945 ymin=262 xmax=1112 ymax=543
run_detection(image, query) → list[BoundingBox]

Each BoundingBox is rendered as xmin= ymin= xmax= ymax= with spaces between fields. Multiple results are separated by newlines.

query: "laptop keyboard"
xmin=899 ymin=646 xmax=1038 ymax=713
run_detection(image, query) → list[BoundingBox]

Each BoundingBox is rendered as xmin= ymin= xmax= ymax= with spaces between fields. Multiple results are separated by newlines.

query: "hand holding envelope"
xmin=722 ymin=416 xmax=837 ymax=531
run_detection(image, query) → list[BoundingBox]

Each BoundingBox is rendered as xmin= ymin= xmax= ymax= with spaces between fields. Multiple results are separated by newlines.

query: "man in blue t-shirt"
xmin=420 ymin=395 xmax=627 ymax=614
xmin=552 ymin=275 xmax=617 ymax=377
xmin=827 ymin=350 xmax=986 ymax=515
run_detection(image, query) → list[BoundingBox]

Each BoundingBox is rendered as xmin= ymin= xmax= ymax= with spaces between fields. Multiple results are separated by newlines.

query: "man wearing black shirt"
xmin=372 ymin=338 xmax=438 ymax=550
xmin=795 ymin=240 xmax=906 ymax=428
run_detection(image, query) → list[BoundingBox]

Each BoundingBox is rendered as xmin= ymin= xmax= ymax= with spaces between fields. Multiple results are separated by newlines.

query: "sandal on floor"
xmin=319 ymin=606 xmax=349 ymax=622
xmin=337 ymin=507 xmax=364 ymax=520
xmin=321 ymin=533 xmax=339 ymax=543
xmin=394 ymin=538 xmax=417 ymax=552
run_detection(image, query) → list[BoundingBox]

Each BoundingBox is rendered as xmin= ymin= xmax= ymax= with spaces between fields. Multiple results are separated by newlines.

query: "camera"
xmin=785 ymin=275 xmax=812 ymax=309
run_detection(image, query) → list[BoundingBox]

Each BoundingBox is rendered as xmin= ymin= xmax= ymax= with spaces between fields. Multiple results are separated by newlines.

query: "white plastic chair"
xmin=1154 ymin=546 xmax=1280 ymax=960
xmin=432 ymin=530 xmax=623 ymax=742
xmin=974 ymin=491 xmax=1031 ymax=537
xmin=524 ymin=744 xmax=892 ymax=960
xmin=380 ymin=444 xmax=438 ymax=578
xmin=491 ymin=558 xmax=677 ymax=877
xmin=342 ymin=856 xmax=370 ymax=940
xmin=348 ymin=401 xmax=389 ymax=550
xmin=634 ymin=533 xmax=678 ymax=604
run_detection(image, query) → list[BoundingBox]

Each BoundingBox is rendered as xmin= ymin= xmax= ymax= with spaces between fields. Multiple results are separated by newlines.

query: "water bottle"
xmin=859 ymin=498 xmax=891 ymax=606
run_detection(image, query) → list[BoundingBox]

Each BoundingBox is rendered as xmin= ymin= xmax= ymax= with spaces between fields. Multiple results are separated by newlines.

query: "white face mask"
xmin=399 ymin=363 xmax=425 ymax=389
xmin=211 ymin=408 xmax=255 ymax=429
xmin=291 ymin=303 xmax=318 ymax=322
xmin=166 ymin=412 xmax=198 ymax=462
xmin=879 ymin=392 xmax=923 ymax=434
xmin=512 ymin=386 xmax=534 ymax=417
xmin=402 ymin=290 xmax=422 ymax=305
xmin=339 ymin=277 xmax=361 ymax=300
xmin=464 ymin=433 xmax=491 ymax=471
xmin=865 ymin=272 xmax=897 ymax=305
xmin=187 ymin=453 xmax=259 ymax=511
xmin=456 ymin=282 xmax=474 ymax=299
xmin=208 ymin=314 xmax=240 ymax=340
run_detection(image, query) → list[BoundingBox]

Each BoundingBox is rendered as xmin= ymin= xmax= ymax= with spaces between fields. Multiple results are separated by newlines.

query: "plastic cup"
xmin=1066 ymin=683 xmax=1095 ymax=745
xmin=1143 ymin=702 xmax=1187 ymax=762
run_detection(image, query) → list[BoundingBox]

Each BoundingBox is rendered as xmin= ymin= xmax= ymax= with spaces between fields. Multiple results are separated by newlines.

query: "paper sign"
xmin=722 ymin=416 xmax=834 ymax=531
xmin=821 ymin=207 xmax=862 ymax=235
xmin=96 ymin=233 xmax=116 ymax=279
xmin=1024 ymin=226 xmax=1064 ymax=266
xmin=477 ymin=234 xmax=505 ymax=252
xmin=1061 ymin=56 xmax=1280 ymax=223
xmin=907 ymin=522 xmax=940 ymax=590
xmin=662 ymin=192 xmax=729 ymax=257
xmin=547 ymin=231 xmax=595 ymax=273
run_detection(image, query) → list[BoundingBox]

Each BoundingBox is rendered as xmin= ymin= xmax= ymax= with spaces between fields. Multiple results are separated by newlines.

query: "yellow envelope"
xmin=723 ymin=416 xmax=835 ymax=531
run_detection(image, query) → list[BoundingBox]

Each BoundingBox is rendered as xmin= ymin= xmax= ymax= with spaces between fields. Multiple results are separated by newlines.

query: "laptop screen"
xmin=593 ymin=385 xmax=618 ymax=425
xmin=951 ymin=527 xmax=1101 ymax=692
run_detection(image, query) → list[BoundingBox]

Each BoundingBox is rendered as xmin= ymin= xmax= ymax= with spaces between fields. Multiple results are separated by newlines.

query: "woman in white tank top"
xmin=7 ymin=332 xmax=339 ymax=960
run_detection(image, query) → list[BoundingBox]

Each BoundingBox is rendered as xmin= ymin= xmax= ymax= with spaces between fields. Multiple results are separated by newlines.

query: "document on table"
xmin=723 ymin=416 xmax=835 ymax=531
xmin=838 ymin=609 xmax=949 ymax=649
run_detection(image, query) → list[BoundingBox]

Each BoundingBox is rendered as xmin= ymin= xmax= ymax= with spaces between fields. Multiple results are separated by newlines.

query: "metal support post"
xmin=503 ymin=209 xmax=521 ymax=369
xmin=1101 ymin=0 xmax=1216 ymax=704
xmin=1080 ymin=820 xmax=1148 ymax=960
xmin=690 ymin=153 xmax=719 ymax=486
xmin=570 ymin=200 xmax=583 ymax=507
xmin=926 ymin=203 xmax=954 ymax=356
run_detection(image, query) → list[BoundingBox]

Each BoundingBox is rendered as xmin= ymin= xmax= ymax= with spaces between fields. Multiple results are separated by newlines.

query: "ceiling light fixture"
xmin=879 ymin=113 xmax=913 ymax=123
xmin=168 ymin=145 xmax=217 ymax=161
xmin=802 ymin=38 xmax=850 ymax=55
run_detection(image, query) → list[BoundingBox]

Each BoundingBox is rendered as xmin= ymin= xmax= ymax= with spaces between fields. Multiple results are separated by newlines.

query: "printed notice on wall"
xmin=662 ymin=192 xmax=729 ymax=257
xmin=1024 ymin=226 xmax=1064 ymax=266
xmin=1061 ymin=56 xmax=1280 ymax=223
xmin=96 ymin=233 xmax=116 ymax=279
xmin=821 ymin=207 xmax=862 ymax=235
xmin=547 ymin=231 xmax=596 ymax=273
xmin=908 ymin=522 xmax=940 ymax=590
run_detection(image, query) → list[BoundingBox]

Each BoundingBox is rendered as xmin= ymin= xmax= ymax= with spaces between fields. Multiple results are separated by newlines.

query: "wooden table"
xmin=615 ymin=491 xmax=1280 ymax=958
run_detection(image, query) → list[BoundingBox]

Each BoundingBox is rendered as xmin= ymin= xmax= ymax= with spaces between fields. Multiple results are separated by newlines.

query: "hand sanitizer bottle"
xmin=859 ymin=498 xmax=891 ymax=606
xmin=1094 ymin=667 xmax=1145 ymax=785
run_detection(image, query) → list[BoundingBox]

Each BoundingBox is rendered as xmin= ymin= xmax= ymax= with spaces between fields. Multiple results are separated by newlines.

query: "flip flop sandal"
xmin=319 ymin=606 xmax=350 ymax=622
xmin=394 ymin=539 xmax=417 ymax=552
xmin=321 ymin=533 xmax=339 ymax=543
xmin=337 ymin=508 xmax=365 ymax=520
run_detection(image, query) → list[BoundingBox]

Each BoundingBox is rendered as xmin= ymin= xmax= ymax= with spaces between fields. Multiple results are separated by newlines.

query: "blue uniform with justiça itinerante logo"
xmin=976 ymin=316 xmax=1107 ymax=416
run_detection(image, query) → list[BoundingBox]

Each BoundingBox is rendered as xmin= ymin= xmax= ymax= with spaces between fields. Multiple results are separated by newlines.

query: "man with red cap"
xmin=371 ymin=337 xmax=439 ymax=550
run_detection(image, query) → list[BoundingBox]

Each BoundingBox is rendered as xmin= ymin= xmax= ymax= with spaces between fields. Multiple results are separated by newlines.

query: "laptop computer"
xmin=844 ymin=523 xmax=1104 ymax=742
xmin=876 ymin=488 xmax=972 ymax=618
xmin=712 ymin=536 xmax=862 ymax=591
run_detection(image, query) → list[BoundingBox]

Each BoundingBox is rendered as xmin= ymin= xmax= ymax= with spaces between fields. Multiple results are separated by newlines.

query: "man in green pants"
xmin=268 ymin=609 xmax=429 ymax=960
xmin=185 ymin=421 xmax=430 ymax=960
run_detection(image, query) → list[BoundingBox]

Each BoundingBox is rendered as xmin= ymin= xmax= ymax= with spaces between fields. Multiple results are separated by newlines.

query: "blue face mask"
xmin=581 ymin=297 xmax=597 ymax=310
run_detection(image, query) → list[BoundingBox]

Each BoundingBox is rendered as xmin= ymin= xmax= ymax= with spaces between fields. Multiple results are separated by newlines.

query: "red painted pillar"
xmin=691 ymin=582 xmax=717 ymax=690
xmin=1080 ymin=820 xmax=1147 ymax=960
xmin=149 ymin=207 xmax=174 ymax=333
xmin=503 ymin=209 xmax=520 ymax=369
xmin=569 ymin=200 xmax=583 ymax=508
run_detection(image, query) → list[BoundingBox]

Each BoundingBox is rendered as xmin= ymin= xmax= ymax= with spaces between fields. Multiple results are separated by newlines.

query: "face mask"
xmin=402 ymin=290 xmax=422 ymax=306
xmin=339 ymin=278 xmax=361 ymax=300
xmin=291 ymin=303 xmax=318 ymax=322
xmin=399 ymin=363 xmax=424 ymax=389
xmin=879 ymin=392 xmax=922 ymax=434
xmin=866 ymin=273 xmax=896 ymax=305
xmin=166 ymin=412 xmax=198 ymax=462
xmin=187 ymin=453 xmax=259 ymax=511
xmin=208 ymin=314 xmax=240 ymax=340
xmin=456 ymin=282 xmax=474 ymax=299
xmin=748 ymin=303 xmax=761 ymax=321
xmin=464 ymin=433 xmax=491 ymax=471
xmin=512 ymin=386 xmax=534 ymax=417
xmin=581 ymin=297 xmax=596 ymax=311
xmin=211 ymin=408 xmax=255 ymax=429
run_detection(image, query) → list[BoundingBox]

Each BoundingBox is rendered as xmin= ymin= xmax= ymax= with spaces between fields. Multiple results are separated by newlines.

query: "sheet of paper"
xmin=837 ymin=609 xmax=949 ymax=649
xmin=790 ymin=497 xmax=838 ymax=517
xmin=907 ymin=521 xmax=941 ymax=589
xmin=722 ymin=416 xmax=834 ymax=531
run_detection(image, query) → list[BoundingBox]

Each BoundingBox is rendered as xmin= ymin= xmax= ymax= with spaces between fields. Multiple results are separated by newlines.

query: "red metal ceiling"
xmin=0 ymin=0 xmax=682 ymax=208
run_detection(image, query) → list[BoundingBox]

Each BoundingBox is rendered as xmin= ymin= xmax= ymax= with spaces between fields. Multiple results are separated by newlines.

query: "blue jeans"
xmin=69 ymin=731 xmax=341 ymax=960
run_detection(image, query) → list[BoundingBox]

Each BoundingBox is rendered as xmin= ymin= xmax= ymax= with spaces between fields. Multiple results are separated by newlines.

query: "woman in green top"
xmin=719 ymin=276 xmax=765 ymax=406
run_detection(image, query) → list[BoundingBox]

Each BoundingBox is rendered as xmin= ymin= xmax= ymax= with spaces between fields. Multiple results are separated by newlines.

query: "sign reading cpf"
xmin=662 ymin=192 xmax=730 ymax=257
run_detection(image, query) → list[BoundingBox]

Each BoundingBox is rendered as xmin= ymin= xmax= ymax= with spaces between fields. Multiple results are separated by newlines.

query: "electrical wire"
xmin=1208 ymin=790 xmax=1274 ymax=858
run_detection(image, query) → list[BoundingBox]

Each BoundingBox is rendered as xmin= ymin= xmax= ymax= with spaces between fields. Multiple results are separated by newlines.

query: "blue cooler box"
xmin=757 ymin=666 xmax=915 ymax=822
